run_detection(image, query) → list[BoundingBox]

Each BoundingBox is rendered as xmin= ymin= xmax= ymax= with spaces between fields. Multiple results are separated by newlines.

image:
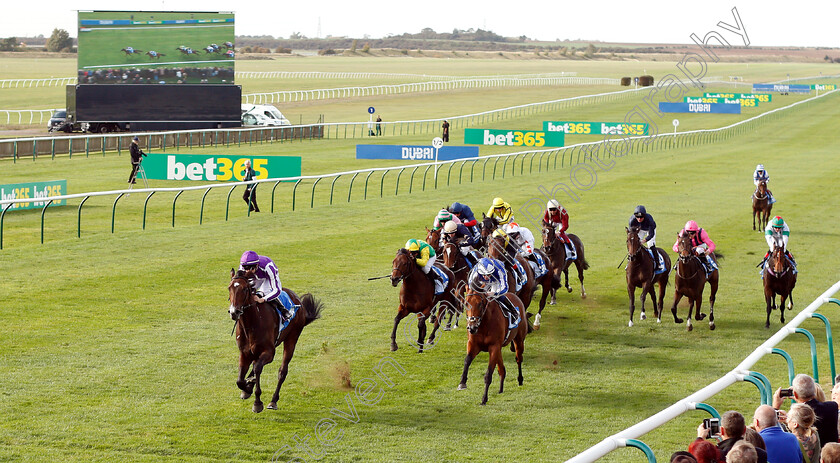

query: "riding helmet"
xmin=771 ymin=216 xmax=785 ymax=228
xmin=505 ymin=222 xmax=521 ymax=235
xmin=443 ymin=221 xmax=458 ymax=233
xmin=476 ymin=258 xmax=496 ymax=275
xmin=547 ymin=199 xmax=560 ymax=210
xmin=492 ymin=197 xmax=506 ymax=208
xmin=405 ymin=239 xmax=421 ymax=252
xmin=634 ymin=205 xmax=646 ymax=216
xmin=756 ymin=164 xmax=765 ymax=171
xmin=684 ymin=220 xmax=699 ymax=232
xmin=240 ymin=250 xmax=260 ymax=266
xmin=450 ymin=202 xmax=464 ymax=214
xmin=437 ymin=209 xmax=453 ymax=222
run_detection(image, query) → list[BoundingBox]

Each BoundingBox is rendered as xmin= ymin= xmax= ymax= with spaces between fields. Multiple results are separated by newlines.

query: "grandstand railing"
xmin=0 ymin=88 xmax=835 ymax=249
xmin=566 ymin=280 xmax=840 ymax=463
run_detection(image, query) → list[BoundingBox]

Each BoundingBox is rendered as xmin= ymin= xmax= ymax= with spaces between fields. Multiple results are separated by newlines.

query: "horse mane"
xmin=396 ymin=248 xmax=411 ymax=257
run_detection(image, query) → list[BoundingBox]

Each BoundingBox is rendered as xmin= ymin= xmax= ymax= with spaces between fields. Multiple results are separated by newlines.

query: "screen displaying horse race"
xmin=77 ymin=11 xmax=235 ymax=84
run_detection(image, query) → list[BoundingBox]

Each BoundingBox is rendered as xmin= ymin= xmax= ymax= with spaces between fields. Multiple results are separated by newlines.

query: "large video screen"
xmin=77 ymin=11 xmax=235 ymax=85
xmin=75 ymin=84 xmax=241 ymax=122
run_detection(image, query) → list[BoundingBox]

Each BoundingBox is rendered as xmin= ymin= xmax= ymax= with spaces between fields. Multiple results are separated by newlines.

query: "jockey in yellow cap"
xmin=486 ymin=197 xmax=514 ymax=225
xmin=405 ymin=238 xmax=445 ymax=289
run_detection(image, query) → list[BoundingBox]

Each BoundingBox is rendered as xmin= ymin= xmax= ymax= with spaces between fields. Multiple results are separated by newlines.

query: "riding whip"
xmin=368 ymin=275 xmax=391 ymax=281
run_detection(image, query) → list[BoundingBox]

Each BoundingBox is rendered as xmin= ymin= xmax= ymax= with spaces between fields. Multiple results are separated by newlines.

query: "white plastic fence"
xmin=566 ymin=279 xmax=840 ymax=463
xmin=0 ymin=77 xmax=76 ymax=89
xmin=0 ymin=108 xmax=62 ymax=125
xmin=236 ymin=71 xmax=579 ymax=80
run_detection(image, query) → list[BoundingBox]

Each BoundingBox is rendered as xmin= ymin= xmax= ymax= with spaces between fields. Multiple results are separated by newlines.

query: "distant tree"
xmin=46 ymin=28 xmax=72 ymax=52
xmin=289 ymin=32 xmax=304 ymax=40
xmin=0 ymin=37 xmax=19 ymax=51
xmin=825 ymin=55 xmax=832 ymax=62
xmin=584 ymin=43 xmax=596 ymax=58
xmin=362 ymin=42 xmax=371 ymax=53
xmin=275 ymin=46 xmax=292 ymax=54
xmin=351 ymin=39 xmax=358 ymax=52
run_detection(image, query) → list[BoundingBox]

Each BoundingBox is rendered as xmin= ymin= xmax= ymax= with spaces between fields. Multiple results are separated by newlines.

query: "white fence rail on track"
xmin=566 ymin=279 xmax=840 ymax=463
xmin=0 ymin=77 xmax=76 ymax=89
xmin=236 ymin=71 xmax=580 ymax=80
xmin=0 ymin=108 xmax=63 ymax=125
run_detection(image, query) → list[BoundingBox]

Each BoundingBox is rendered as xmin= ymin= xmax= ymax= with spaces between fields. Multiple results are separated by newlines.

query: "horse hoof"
xmin=687 ymin=324 xmax=693 ymax=332
xmin=710 ymin=322 xmax=716 ymax=331
xmin=640 ymin=312 xmax=646 ymax=321
xmin=629 ymin=320 xmax=634 ymax=327
xmin=457 ymin=384 xmax=467 ymax=391
xmin=267 ymin=402 xmax=278 ymax=410
xmin=764 ymin=323 xmax=770 ymax=329
xmin=656 ymin=318 xmax=661 ymax=324
xmin=549 ymin=299 xmax=556 ymax=305
xmin=567 ymin=287 xmax=573 ymax=293
xmin=240 ymin=391 xmax=251 ymax=400
xmin=581 ymin=292 xmax=587 ymax=299
xmin=675 ymin=318 xmax=684 ymax=324
xmin=390 ymin=343 xmax=398 ymax=352
xmin=697 ymin=313 xmax=707 ymax=321
xmin=429 ymin=316 xmax=437 ymax=324
xmin=253 ymin=403 xmax=264 ymax=413
xmin=444 ymin=325 xmax=452 ymax=332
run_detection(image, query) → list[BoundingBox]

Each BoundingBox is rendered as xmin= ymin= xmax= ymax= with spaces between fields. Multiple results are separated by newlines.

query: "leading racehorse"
xmin=457 ymin=289 xmax=530 ymax=405
xmin=753 ymin=180 xmax=773 ymax=231
xmin=390 ymin=248 xmax=457 ymax=352
xmin=541 ymin=225 xmax=589 ymax=300
xmin=670 ymin=234 xmax=718 ymax=331
xmin=625 ymin=226 xmax=671 ymax=326
xmin=763 ymin=241 xmax=796 ymax=329
xmin=228 ymin=269 xmax=323 ymax=413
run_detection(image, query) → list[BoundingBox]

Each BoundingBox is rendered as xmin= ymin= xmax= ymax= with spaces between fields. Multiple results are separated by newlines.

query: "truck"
xmin=241 ymin=104 xmax=291 ymax=126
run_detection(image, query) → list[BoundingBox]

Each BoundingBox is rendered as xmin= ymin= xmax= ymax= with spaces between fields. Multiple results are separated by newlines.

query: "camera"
xmin=780 ymin=388 xmax=794 ymax=398
xmin=703 ymin=417 xmax=720 ymax=436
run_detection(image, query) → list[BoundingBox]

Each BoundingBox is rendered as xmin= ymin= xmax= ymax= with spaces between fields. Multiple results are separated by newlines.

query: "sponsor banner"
xmin=142 ymin=154 xmax=301 ymax=181
xmin=705 ymin=92 xmax=772 ymax=103
xmin=685 ymin=96 xmax=758 ymax=107
xmin=658 ymin=102 xmax=742 ymax=114
xmin=812 ymin=84 xmax=837 ymax=91
xmin=0 ymin=180 xmax=67 ymax=211
xmin=752 ymin=84 xmax=811 ymax=93
xmin=542 ymin=121 xmax=648 ymax=135
xmin=355 ymin=145 xmax=479 ymax=161
xmin=464 ymin=129 xmax=564 ymax=147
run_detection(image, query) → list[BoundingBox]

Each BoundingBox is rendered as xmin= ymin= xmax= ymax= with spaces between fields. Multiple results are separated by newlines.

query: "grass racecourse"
xmin=1 ymin=58 xmax=840 ymax=462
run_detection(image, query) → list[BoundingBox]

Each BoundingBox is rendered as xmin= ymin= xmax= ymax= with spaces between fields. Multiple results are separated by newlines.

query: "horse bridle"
xmin=442 ymin=242 xmax=469 ymax=274
xmin=543 ymin=227 xmax=560 ymax=253
xmin=465 ymin=291 xmax=489 ymax=329
xmin=229 ymin=276 xmax=255 ymax=320
xmin=626 ymin=234 xmax=643 ymax=262
xmin=391 ymin=254 xmax=416 ymax=284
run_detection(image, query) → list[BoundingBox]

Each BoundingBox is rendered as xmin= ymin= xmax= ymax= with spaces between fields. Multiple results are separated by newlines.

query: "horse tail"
xmin=300 ymin=293 xmax=324 ymax=326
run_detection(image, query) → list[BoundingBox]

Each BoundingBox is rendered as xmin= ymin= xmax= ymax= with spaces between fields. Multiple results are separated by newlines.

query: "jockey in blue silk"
xmin=449 ymin=202 xmax=481 ymax=242
xmin=486 ymin=197 xmax=514 ymax=225
xmin=467 ymin=257 xmax=519 ymax=320
xmin=405 ymin=238 xmax=445 ymax=288
xmin=761 ymin=216 xmax=796 ymax=270
xmin=753 ymin=164 xmax=775 ymax=204
xmin=441 ymin=220 xmax=481 ymax=267
xmin=239 ymin=251 xmax=294 ymax=323
xmin=629 ymin=205 xmax=664 ymax=273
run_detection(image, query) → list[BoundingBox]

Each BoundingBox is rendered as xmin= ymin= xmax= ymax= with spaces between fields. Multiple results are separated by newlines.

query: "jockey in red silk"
xmin=239 ymin=251 xmax=294 ymax=322
xmin=672 ymin=221 xmax=717 ymax=273
xmin=542 ymin=199 xmax=576 ymax=259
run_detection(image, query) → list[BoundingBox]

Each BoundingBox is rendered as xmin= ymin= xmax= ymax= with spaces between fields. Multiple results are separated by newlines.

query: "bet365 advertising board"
xmin=141 ymin=154 xmax=301 ymax=181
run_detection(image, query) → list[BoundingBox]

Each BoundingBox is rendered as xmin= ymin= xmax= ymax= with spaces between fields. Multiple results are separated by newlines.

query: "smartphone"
xmin=703 ymin=417 xmax=721 ymax=436
xmin=780 ymin=388 xmax=794 ymax=398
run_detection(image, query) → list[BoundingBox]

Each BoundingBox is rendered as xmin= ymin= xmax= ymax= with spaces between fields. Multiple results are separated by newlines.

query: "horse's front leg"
xmin=427 ymin=303 xmax=446 ymax=350
xmin=482 ymin=346 xmax=502 ymax=405
xmin=417 ymin=312 xmax=429 ymax=353
xmin=764 ymin=286 xmax=773 ymax=329
xmin=627 ymin=284 xmax=637 ymax=327
xmin=671 ymin=291 xmax=684 ymax=324
xmin=236 ymin=354 xmax=252 ymax=399
xmin=269 ymin=336 xmax=299 ymax=410
xmin=752 ymin=208 xmax=757 ymax=231
xmin=458 ymin=342 xmax=480 ymax=390
xmin=390 ymin=305 xmax=409 ymax=351
xmin=251 ymin=352 xmax=273 ymax=413
xmin=563 ymin=267 xmax=572 ymax=293
xmin=576 ymin=260 xmax=586 ymax=299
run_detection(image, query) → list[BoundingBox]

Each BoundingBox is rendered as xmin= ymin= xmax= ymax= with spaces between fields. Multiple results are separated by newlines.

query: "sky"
xmin=1 ymin=0 xmax=838 ymax=48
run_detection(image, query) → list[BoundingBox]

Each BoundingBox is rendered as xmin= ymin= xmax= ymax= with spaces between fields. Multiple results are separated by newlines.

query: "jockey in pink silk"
xmin=673 ymin=221 xmax=717 ymax=273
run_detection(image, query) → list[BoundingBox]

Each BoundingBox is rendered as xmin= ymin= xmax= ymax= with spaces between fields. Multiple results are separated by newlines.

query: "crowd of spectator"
xmin=77 ymin=66 xmax=235 ymax=84
xmin=671 ymin=374 xmax=840 ymax=463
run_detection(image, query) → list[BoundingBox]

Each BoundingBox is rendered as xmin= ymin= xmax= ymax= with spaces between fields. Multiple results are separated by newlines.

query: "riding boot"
xmin=649 ymin=245 xmax=660 ymax=272
xmin=786 ymin=251 xmax=797 ymax=272
xmin=564 ymin=240 xmax=577 ymax=260
xmin=768 ymin=189 xmax=776 ymax=204
xmin=427 ymin=268 xmax=443 ymax=291
xmin=272 ymin=300 xmax=291 ymax=324
xmin=757 ymin=251 xmax=770 ymax=269
xmin=497 ymin=295 xmax=519 ymax=323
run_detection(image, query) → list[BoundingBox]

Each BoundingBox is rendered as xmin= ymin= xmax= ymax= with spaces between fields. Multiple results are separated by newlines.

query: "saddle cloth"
xmin=527 ymin=253 xmax=548 ymax=279
xmin=646 ymin=248 xmax=667 ymax=275
xmin=512 ymin=261 xmax=526 ymax=292
xmin=431 ymin=266 xmax=450 ymax=295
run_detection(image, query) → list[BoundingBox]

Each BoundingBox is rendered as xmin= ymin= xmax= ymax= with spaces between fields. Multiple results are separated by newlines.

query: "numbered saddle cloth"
xmin=430 ymin=266 xmax=450 ymax=295
xmin=527 ymin=253 xmax=548 ymax=279
xmin=512 ymin=261 xmax=526 ymax=292
xmin=701 ymin=257 xmax=719 ymax=277
xmin=564 ymin=241 xmax=577 ymax=261
xmin=646 ymin=248 xmax=667 ymax=275
xmin=275 ymin=291 xmax=300 ymax=334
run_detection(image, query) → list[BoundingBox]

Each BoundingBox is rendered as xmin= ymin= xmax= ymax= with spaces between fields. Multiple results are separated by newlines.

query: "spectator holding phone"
xmin=696 ymin=411 xmax=768 ymax=463
xmin=774 ymin=374 xmax=839 ymax=447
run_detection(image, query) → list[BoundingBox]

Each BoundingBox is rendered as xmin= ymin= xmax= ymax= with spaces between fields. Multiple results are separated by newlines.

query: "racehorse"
xmin=457 ymin=289 xmax=530 ymax=405
xmin=540 ymin=225 xmax=590 ymax=300
xmin=228 ymin=269 xmax=323 ymax=413
xmin=670 ymin=234 xmax=718 ymax=331
xmin=425 ymin=227 xmax=442 ymax=254
xmin=478 ymin=215 xmax=500 ymax=249
xmin=752 ymin=180 xmax=773 ymax=231
xmin=625 ymin=226 xmax=671 ymax=327
xmin=390 ymin=248 xmax=457 ymax=352
xmin=487 ymin=235 xmax=536 ymax=311
xmin=121 ymin=48 xmax=143 ymax=55
xmin=439 ymin=241 xmax=471 ymax=330
xmin=224 ymin=41 xmax=235 ymax=49
xmin=762 ymin=241 xmax=796 ymax=329
xmin=204 ymin=45 xmax=221 ymax=54
xmin=145 ymin=51 xmax=165 ymax=59
xmin=176 ymin=46 xmax=197 ymax=55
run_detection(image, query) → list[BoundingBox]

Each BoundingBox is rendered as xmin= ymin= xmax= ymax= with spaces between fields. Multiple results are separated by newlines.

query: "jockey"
xmin=405 ymin=238 xmax=444 ymax=288
xmin=504 ymin=222 xmax=547 ymax=277
xmin=486 ymin=197 xmax=514 ymax=226
xmin=449 ymin=202 xmax=481 ymax=242
xmin=442 ymin=221 xmax=481 ymax=267
xmin=629 ymin=205 xmax=663 ymax=272
xmin=673 ymin=221 xmax=717 ymax=273
xmin=753 ymin=164 xmax=775 ymax=204
xmin=432 ymin=208 xmax=461 ymax=231
xmin=239 ymin=251 xmax=294 ymax=323
xmin=491 ymin=228 xmax=526 ymax=287
xmin=542 ymin=199 xmax=576 ymax=260
xmin=762 ymin=216 xmax=796 ymax=269
xmin=468 ymin=257 xmax=519 ymax=321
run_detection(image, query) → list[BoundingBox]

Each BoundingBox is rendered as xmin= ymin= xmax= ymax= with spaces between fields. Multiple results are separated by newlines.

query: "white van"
xmin=241 ymin=104 xmax=291 ymax=126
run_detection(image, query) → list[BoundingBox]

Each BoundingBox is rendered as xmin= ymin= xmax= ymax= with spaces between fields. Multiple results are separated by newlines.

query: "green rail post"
xmin=111 ymin=193 xmax=125 ymax=233
xmin=529 ymin=153 xmax=536 ymax=173
xmin=810 ymin=313 xmax=835 ymax=384
xmin=77 ymin=196 xmax=90 ymax=238
xmin=482 ymin=158 xmax=490 ymax=181
xmin=408 ymin=167 xmax=418 ymax=194
xmin=85 ymin=136 xmax=90 ymax=157
xmin=520 ymin=153 xmax=526 ymax=175
xmin=492 ymin=157 xmax=500 ymax=180
xmin=0 ymin=203 xmax=11 ymax=249
xmin=271 ymin=180 xmax=282 ymax=213
xmin=51 ymin=138 xmax=56 ymax=160
xmin=364 ymin=171 xmax=374 ymax=200
xmin=501 ymin=156 xmax=509 ymax=179
xmin=623 ymin=439 xmax=656 ymax=463
xmin=795 ymin=328 xmax=820 ymax=382
xmin=395 ymin=169 xmax=404 ymax=195
xmin=142 ymin=191 xmax=155 ymax=230
xmin=225 ymin=185 xmax=236 ymax=220
xmin=13 ymin=140 xmax=17 ymax=163
xmin=330 ymin=175 xmax=341 ymax=205
xmin=741 ymin=374 xmax=768 ymax=405
xmin=750 ymin=371 xmax=773 ymax=404
xmin=172 ymin=190 xmax=184 ymax=227
xmin=422 ymin=165 xmax=432 ymax=191
xmin=347 ymin=173 xmax=360 ymax=202
xmin=199 ymin=188 xmax=211 ymax=224
xmin=446 ymin=162 xmax=455 ymax=187
xmin=690 ymin=402 xmax=721 ymax=419
xmin=458 ymin=161 xmax=466 ymax=185
xmin=291 ymin=179 xmax=301 ymax=211
xmin=39 ymin=199 xmax=53 ymax=244
xmin=772 ymin=348 xmax=796 ymax=385
xmin=310 ymin=177 xmax=323 ymax=208
xmin=470 ymin=159 xmax=476 ymax=183
xmin=539 ymin=152 xmax=546 ymax=172
xmin=380 ymin=170 xmax=389 ymax=198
